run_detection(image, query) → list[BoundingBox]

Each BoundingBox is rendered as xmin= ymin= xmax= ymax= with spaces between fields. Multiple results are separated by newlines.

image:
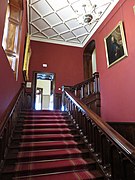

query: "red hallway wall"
xmin=0 ymin=0 xmax=27 ymax=122
xmin=85 ymin=0 xmax=135 ymax=122
xmin=1 ymin=0 xmax=133 ymax=123
xmin=29 ymin=41 xmax=84 ymax=93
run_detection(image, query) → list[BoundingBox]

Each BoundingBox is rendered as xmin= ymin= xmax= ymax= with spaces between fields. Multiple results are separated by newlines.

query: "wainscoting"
xmin=108 ymin=122 xmax=135 ymax=146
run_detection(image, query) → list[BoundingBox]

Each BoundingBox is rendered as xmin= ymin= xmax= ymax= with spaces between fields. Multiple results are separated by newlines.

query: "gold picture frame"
xmin=104 ymin=21 xmax=128 ymax=67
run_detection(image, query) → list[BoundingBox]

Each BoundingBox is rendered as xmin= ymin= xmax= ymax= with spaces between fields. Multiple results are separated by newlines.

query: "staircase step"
xmin=12 ymin=134 xmax=80 ymax=142
xmin=10 ymin=140 xmax=84 ymax=151
xmin=6 ymin=148 xmax=89 ymax=163
xmin=14 ymin=128 xmax=75 ymax=135
xmin=13 ymin=170 xmax=104 ymax=180
xmin=2 ymin=158 xmax=96 ymax=177
xmin=19 ymin=119 xmax=72 ymax=124
xmin=21 ymin=115 xmax=69 ymax=119
xmin=20 ymin=110 xmax=68 ymax=116
xmin=17 ymin=123 xmax=70 ymax=129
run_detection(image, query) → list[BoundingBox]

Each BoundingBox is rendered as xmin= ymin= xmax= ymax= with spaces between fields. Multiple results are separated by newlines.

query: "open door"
xmin=32 ymin=72 xmax=55 ymax=110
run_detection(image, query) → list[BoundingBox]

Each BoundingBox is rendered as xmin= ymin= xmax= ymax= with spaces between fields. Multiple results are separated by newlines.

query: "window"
xmin=2 ymin=0 xmax=23 ymax=79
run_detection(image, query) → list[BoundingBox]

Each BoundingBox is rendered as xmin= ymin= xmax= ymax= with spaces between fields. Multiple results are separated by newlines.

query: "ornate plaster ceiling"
xmin=27 ymin=0 xmax=119 ymax=47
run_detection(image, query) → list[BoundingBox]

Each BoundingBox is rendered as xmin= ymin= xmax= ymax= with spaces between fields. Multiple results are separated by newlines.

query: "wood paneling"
xmin=108 ymin=122 xmax=135 ymax=146
xmin=54 ymin=93 xmax=62 ymax=110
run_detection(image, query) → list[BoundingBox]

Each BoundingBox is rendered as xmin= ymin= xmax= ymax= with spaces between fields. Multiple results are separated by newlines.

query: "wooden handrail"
xmin=72 ymin=76 xmax=94 ymax=89
xmin=64 ymin=88 xmax=135 ymax=179
xmin=65 ymin=89 xmax=135 ymax=159
xmin=70 ymin=72 xmax=100 ymax=99
xmin=0 ymin=85 xmax=24 ymax=134
xmin=0 ymin=84 xmax=25 ymax=168
xmin=62 ymin=72 xmax=101 ymax=115
xmin=73 ymin=72 xmax=99 ymax=88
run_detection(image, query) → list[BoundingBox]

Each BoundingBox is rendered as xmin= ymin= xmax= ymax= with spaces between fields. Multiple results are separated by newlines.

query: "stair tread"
xmin=17 ymin=120 xmax=72 ymax=125
xmin=21 ymin=110 xmax=67 ymax=114
xmin=12 ymin=133 xmax=80 ymax=141
xmin=21 ymin=115 xmax=69 ymax=119
xmin=13 ymin=170 xmax=103 ymax=180
xmin=6 ymin=148 xmax=89 ymax=161
xmin=22 ymin=123 xmax=68 ymax=126
xmin=3 ymin=158 xmax=95 ymax=174
xmin=20 ymin=119 xmax=70 ymax=122
xmin=14 ymin=133 xmax=74 ymax=139
xmin=18 ymin=123 xmax=70 ymax=128
xmin=10 ymin=140 xmax=83 ymax=149
xmin=14 ymin=128 xmax=77 ymax=135
xmin=15 ymin=127 xmax=71 ymax=132
xmin=22 ymin=127 xmax=70 ymax=130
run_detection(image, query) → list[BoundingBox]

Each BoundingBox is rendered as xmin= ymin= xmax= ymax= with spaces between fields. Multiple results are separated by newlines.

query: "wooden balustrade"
xmin=71 ymin=72 xmax=100 ymax=98
xmin=0 ymin=84 xmax=25 ymax=169
xmin=62 ymin=72 xmax=100 ymax=115
xmin=63 ymin=89 xmax=135 ymax=179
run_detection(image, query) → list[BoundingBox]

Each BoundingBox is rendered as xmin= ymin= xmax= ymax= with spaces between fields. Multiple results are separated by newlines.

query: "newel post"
xmin=62 ymin=86 xmax=65 ymax=111
xmin=93 ymin=72 xmax=100 ymax=93
xmin=62 ymin=85 xmax=72 ymax=111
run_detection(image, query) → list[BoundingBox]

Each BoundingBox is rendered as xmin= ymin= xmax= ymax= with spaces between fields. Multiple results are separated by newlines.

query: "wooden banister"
xmin=71 ymin=72 xmax=100 ymax=97
xmin=62 ymin=72 xmax=101 ymax=115
xmin=64 ymin=89 xmax=135 ymax=179
xmin=0 ymin=84 xmax=25 ymax=169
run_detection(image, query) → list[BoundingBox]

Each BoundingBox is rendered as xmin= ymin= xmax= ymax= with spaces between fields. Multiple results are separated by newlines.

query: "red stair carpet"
xmin=1 ymin=110 xmax=104 ymax=180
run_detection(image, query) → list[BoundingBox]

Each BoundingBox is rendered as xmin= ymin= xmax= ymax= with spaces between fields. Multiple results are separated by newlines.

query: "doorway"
xmin=32 ymin=72 xmax=55 ymax=110
xmin=83 ymin=40 xmax=97 ymax=79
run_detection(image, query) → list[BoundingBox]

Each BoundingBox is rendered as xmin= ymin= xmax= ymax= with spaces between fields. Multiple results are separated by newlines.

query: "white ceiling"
xmin=27 ymin=0 xmax=119 ymax=47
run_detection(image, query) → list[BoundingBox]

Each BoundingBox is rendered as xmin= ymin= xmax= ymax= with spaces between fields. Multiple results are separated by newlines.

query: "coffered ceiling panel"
xmin=28 ymin=0 xmax=119 ymax=47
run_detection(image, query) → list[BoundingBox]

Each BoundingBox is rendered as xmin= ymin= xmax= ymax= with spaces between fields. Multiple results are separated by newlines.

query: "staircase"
xmin=1 ymin=110 xmax=104 ymax=180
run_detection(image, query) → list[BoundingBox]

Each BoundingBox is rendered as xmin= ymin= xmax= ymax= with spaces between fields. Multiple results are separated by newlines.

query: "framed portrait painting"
xmin=104 ymin=21 xmax=128 ymax=67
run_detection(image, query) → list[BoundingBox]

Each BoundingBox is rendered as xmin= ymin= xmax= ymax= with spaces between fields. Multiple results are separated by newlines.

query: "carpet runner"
xmin=1 ymin=110 xmax=104 ymax=180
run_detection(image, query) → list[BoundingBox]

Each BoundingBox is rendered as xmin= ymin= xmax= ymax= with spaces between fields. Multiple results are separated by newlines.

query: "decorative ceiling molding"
xmin=27 ymin=0 xmax=119 ymax=47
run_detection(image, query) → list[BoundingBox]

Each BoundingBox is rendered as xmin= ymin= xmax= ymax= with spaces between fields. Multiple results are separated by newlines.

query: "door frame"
xmin=83 ymin=40 xmax=95 ymax=79
xmin=32 ymin=71 xmax=55 ymax=110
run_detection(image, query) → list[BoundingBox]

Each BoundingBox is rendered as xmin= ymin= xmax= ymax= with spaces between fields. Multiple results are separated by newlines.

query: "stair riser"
xmin=20 ymin=111 xmax=68 ymax=115
xmin=10 ymin=144 xmax=79 ymax=151
xmin=20 ymin=114 xmax=68 ymax=117
xmin=13 ymin=130 xmax=77 ymax=135
xmin=13 ymin=173 xmax=104 ymax=180
xmin=15 ymin=125 xmax=73 ymax=129
xmin=12 ymin=134 xmax=80 ymax=143
xmin=2 ymin=163 xmax=96 ymax=179
xmin=17 ymin=120 xmax=72 ymax=124
xmin=5 ymin=152 xmax=89 ymax=165
xmin=20 ymin=116 xmax=69 ymax=119
xmin=12 ymin=137 xmax=79 ymax=143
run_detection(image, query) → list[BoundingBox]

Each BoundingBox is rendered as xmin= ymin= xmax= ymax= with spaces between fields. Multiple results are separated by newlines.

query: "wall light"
xmin=43 ymin=64 xmax=48 ymax=67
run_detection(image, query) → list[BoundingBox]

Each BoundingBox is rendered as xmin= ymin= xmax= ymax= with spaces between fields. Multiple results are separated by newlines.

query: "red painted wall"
xmin=29 ymin=41 xmax=84 ymax=93
xmin=1 ymin=0 xmax=134 ymax=123
xmin=85 ymin=0 xmax=135 ymax=122
xmin=0 ymin=0 xmax=27 ymax=122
